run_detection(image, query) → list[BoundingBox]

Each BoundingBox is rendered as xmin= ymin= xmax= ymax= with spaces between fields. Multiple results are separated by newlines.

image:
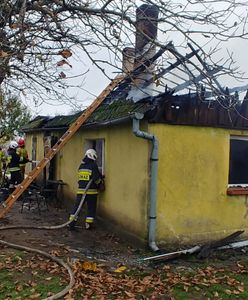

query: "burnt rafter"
xmin=108 ymin=42 xmax=227 ymax=105
xmin=145 ymin=42 xmax=225 ymax=97
xmin=105 ymin=43 xmax=172 ymax=102
xmin=104 ymin=38 xmax=248 ymax=131
xmin=174 ymin=66 xmax=223 ymax=93
xmin=187 ymin=43 xmax=224 ymax=94
xmin=148 ymin=88 xmax=248 ymax=130
xmin=167 ymin=45 xmax=197 ymax=84
xmin=144 ymin=49 xmax=198 ymax=87
xmin=228 ymin=84 xmax=248 ymax=94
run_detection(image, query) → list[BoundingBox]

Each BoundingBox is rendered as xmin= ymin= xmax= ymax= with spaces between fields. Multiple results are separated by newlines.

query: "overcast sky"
xmin=21 ymin=2 xmax=248 ymax=117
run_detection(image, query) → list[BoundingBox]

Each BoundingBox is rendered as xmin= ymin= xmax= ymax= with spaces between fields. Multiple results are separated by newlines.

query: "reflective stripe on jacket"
xmin=76 ymin=156 xmax=103 ymax=195
xmin=0 ymin=150 xmax=6 ymax=171
xmin=7 ymin=148 xmax=21 ymax=173
xmin=8 ymin=167 xmax=21 ymax=172
xmin=77 ymin=188 xmax=98 ymax=195
xmin=17 ymin=147 xmax=28 ymax=167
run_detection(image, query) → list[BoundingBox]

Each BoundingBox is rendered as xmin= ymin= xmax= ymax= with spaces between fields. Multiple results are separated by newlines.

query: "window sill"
xmin=227 ymin=187 xmax=248 ymax=195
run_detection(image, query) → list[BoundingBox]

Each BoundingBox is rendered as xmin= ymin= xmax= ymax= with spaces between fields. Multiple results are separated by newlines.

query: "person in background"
xmin=16 ymin=138 xmax=29 ymax=180
xmin=0 ymin=146 xmax=6 ymax=185
xmin=7 ymin=141 xmax=23 ymax=191
xmin=69 ymin=149 xmax=105 ymax=230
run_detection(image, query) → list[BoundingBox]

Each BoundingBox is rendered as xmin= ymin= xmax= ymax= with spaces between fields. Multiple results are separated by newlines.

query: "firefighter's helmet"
xmin=85 ymin=149 xmax=97 ymax=161
xmin=9 ymin=141 xmax=18 ymax=149
xmin=18 ymin=138 xmax=25 ymax=147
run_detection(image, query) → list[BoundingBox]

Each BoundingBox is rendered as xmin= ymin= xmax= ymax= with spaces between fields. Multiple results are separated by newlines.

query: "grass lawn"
xmin=0 ymin=248 xmax=67 ymax=299
xmin=1 ymin=247 xmax=248 ymax=299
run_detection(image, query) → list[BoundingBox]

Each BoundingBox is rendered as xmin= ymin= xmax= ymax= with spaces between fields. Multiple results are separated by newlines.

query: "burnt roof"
xmin=147 ymin=92 xmax=248 ymax=130
xmin=22 ymin=90 xmax=248 ymax=133
xmin=22 ymin=116 xmax=50 ymax=131
xmin=22 ymin=42 xmax=248 ymax=133
xmin=22 ymin=100 xmax=152 ymax=132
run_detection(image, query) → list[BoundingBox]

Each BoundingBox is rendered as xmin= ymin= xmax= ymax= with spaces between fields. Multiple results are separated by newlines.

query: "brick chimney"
xmin=122 ymin=47 xmax=135 ymax=74
xmin=128 ymin=4 xmax=159 ymax=101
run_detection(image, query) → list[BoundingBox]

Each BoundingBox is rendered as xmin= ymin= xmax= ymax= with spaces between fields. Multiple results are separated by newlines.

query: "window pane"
xmin=85 ymin=139 xmax=104 ymax=174
xmin=95 ymin=140 xmax=103 ymax=170
xmin=229 ymin=139 xmax=248 ymax=184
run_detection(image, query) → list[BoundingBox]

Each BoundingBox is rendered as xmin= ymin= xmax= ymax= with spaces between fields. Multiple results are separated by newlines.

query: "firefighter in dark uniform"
xmin=69 ymin=149 xmax=104 ymax=230
xmin=7 ymin=141 xmax=23 ymax=190
xmin=16 ymin=138 xmax=29 ymax=181
xmin=0 ymin=146 xmax=6 ymax=185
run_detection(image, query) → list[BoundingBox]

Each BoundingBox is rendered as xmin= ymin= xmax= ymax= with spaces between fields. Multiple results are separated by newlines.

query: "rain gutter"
xmin=132 ymin=112 xmax=159 ymax=252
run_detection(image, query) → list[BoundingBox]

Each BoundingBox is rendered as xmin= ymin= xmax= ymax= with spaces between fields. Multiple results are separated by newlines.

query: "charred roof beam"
xmin=144 ymin=49 xmax=198 ymax=87
xmin=187 ymin=43 xmax=225 ymax=94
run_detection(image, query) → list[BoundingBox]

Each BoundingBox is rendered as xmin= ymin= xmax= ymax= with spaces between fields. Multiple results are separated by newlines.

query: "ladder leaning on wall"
xmin=0 ymin=43 xmax=168 ymax=219
xmin=0 ymin=75 xmax=125 ymax=219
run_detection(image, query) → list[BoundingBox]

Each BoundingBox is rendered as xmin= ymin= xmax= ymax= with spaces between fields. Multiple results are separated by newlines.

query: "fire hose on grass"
xmin=0 ymin=179 xmax=93 ymax=300
xmin=0 ymin=239 xmax=75 ymax=300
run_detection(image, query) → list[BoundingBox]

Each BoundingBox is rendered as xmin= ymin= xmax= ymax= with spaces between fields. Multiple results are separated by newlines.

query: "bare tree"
xmin=0 ymin=0 xmax=248 ymax=110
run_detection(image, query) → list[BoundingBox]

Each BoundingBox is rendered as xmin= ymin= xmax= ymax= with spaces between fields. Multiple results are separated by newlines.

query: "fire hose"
xmin=0 ymin=179 xmax=93 ymax=300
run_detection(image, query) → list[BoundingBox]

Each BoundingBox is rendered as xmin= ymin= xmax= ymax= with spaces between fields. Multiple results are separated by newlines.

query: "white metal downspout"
xmin=132 ymin=113 xmax=159 ymax=252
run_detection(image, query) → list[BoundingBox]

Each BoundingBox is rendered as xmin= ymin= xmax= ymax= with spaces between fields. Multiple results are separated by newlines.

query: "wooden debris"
xmin=197 ymin=230 xmax=244 ymax=259
xmin=142 ymin=230 xmax=244 ymax=262
xmin=219 ymin=239 xmax=248 ymax=250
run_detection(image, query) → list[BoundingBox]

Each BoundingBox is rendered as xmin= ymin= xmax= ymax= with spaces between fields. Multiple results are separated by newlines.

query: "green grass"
xmin=2 ymin=248 xmax=248 ymax=299
xmin=0 ymin=269 xmax=65 ymax=299
xmin=0 ymin=276 xmax=63 ymax=299
xmin=173 ymin=287 xmax=191 ymax=300
xmin=171 ymin=258 xmax=248 ymax=300
xmin=0 ymin=250 xmax=67 ymax=299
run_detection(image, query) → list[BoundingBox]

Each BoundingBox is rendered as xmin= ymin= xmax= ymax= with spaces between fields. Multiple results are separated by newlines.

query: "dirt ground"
xmin=0 ymin=198 xmax=150 ymax=269
xmin=0 ymin=196 xmax=247 ymax=272
xmin=2 ymin=197 xmax=248 ymax=300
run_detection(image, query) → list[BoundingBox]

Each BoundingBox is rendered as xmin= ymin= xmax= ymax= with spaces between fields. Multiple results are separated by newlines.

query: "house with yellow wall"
xmin=22 ymin=91 xmax=248 ymax=250
xmin=20 ymin=2 xmax=248 ymax=250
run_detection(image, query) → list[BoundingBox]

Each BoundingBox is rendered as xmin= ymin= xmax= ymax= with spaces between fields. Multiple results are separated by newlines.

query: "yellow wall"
xmin=100 ymin=124 xmax=149 ymax=239
xmin=149 ymin=124 xmax=248 ymax=245
xmin=26 ymin=122 xmax=248 ymax=246
xmin=55 ymin=124 xmax=150 ymax=240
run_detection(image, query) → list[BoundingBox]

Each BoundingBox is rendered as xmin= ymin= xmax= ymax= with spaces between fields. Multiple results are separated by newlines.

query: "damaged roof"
xmin=22 ymin=100 xmax=152 ymax=132
xmin=22 ymin=89 xmax=248 ymax=133
xmin=22 ymin=44 xmax=248 ymax=133
xmin=22 ymin=116 xmax=50 ymax=131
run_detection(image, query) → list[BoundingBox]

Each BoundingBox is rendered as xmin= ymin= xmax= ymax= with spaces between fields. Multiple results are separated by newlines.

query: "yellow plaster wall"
xmin=100 ymin=125 xmax=149 ymax=239
xmin=56 ymin=124 xmax=149 ymax=239
xmin=55 ymin=131 xmax=84 ymax=200
xmin=149 ymin=124 xmax=248 ymax=245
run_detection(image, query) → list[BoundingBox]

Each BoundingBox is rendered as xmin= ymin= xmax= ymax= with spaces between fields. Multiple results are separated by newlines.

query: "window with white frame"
xmin=229 ymin=136 xmax=248 ymax=186
xmin=85 ymin=139 xmax=105 ymax=175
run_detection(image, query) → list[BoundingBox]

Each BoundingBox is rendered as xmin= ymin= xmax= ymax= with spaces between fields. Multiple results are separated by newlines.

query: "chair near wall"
xmin=20 ymin=184 xmax=48 ymax=215
xmin=40 ymin=180 xmax=65 ymax=208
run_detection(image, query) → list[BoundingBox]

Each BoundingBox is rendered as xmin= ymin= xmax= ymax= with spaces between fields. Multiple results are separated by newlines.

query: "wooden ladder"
xmin=0 ymin=75 xmax=125 ymax=218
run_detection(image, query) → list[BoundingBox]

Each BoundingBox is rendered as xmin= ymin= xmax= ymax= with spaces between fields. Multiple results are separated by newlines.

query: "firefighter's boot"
xmin=69 ymin=221 xmax=76 ymax=231
xmin=85 ymin=217 xmax=94 ymax=230
xmin=68 ymin=215 xmax=77 ymax=231
xmin=85 ymin=222 xmax=91 ymax=230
